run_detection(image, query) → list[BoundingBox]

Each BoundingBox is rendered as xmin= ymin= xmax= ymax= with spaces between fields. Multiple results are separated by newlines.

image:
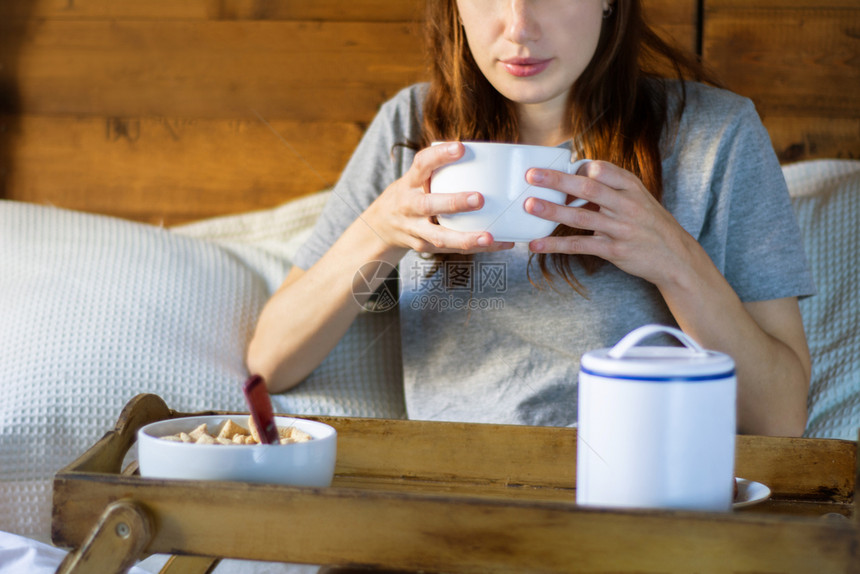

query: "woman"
xmin=247 ymin=0 xmax=814 ymax=436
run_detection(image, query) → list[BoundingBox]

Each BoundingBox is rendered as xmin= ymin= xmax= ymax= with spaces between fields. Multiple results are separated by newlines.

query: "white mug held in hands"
xmin=430 ymin=142 xmax=591 ymax=242
xmin=576 ymin=325 xmax=737 ymax=512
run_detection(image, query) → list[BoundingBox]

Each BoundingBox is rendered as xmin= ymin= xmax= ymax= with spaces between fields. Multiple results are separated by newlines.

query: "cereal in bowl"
xmin=159 ymin=417 xmax=312 ymax=445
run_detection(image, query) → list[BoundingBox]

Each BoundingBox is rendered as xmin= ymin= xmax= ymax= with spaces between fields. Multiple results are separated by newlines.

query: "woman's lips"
xmin=501 ymin=57 xmax=552 ymax=77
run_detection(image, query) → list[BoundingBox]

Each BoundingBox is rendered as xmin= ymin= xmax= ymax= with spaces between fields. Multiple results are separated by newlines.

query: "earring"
xmin=603 ymin=3 xmax=614 ymax=18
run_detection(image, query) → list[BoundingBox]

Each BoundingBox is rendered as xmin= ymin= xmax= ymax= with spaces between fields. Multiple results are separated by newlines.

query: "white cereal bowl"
xmin=137 ymin=415 xmax=337 ymax=487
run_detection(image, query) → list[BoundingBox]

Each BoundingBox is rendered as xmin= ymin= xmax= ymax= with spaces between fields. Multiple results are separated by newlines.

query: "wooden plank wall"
xmin=703 ymin=0 xmax=860 ymax=163
xmin=1 ymin=0 xmax=855 ymax=225
xmin=0 ymin=0 xmax=694 ymax=225
xmin=0 ymin=0 xmax=427 ymax=224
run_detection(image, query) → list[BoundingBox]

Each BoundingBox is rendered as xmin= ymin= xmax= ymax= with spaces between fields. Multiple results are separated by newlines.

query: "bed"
xmin=0 ymin=0 xmax=858 ymax=567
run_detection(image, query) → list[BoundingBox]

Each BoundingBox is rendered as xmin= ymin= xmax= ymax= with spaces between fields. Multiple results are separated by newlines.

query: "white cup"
xmin=576 ymin=325 xmax=737 ymax=512
xmin=430 ymin=142 xmax=590 ymax=242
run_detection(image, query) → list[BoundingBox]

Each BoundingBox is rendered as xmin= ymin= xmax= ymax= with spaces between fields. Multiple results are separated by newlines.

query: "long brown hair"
xmin=421 ymin=0 xmax=719 ymax=293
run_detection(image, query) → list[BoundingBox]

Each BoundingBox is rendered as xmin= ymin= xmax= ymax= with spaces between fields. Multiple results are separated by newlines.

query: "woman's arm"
xmin=246 ymin=220 xmax=401 ymax=393
xmin=524 ymin=160 xmax=811 ymax=436
xmin=652 ymin=252 xmax=810 ymax=436
xmin=247 ymin=142 xmax=513 ymax=393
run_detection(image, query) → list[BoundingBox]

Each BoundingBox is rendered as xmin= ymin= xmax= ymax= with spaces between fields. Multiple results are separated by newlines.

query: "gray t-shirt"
xmin=293 ymin=81 xmax=815 ymax=426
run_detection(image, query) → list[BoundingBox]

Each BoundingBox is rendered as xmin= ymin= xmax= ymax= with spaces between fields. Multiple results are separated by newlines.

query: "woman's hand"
xmin=523 ymin=160 xmax=696 ymax=287
xmin=364 ymin=142 xmax=514 ymax=256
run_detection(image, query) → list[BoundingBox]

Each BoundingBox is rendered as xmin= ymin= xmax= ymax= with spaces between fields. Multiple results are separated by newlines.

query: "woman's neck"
xmin=516 ymin=100 xmax=569 ymax=147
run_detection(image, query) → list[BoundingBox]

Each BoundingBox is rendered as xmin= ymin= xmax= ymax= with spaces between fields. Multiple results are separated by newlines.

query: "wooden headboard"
xmin=1 ymin=0 xmax=857 ymax=226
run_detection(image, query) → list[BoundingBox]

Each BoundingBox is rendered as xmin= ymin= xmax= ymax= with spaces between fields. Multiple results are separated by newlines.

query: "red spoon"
xmin=243 ymin=374 xmax=279 ymax=444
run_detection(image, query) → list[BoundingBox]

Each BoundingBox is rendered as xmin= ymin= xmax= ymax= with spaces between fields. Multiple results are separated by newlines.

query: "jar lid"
xmin=580 ymin=325 xmax=735 ymax=381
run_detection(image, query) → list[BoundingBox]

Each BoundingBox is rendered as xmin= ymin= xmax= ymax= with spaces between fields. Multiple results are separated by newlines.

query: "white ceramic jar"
xmin=576 ymin=324 xmax=737 ymax=512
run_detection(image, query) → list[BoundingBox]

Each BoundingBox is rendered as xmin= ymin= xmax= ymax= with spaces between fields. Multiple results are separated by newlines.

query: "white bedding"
xmin=0 ymin=530 xmax=151 ymax=574
xmin=784 ymin=160 xmax=860 ymax=440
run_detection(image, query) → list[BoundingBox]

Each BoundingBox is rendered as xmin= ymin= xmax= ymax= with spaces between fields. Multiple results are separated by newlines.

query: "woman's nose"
xmin=504 ymin=0 xmax=541 ymax=44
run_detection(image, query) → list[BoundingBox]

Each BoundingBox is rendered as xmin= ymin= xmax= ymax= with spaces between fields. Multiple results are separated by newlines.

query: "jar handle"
xmin=607 ymin=324 xmax=707 ymax=359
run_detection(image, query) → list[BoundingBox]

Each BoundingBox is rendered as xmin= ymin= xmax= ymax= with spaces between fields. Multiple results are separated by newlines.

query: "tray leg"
xmin=55 ymin=500 xmax=152 ymax=574
xmin=158 ymin=555 xmax=220 ymax=574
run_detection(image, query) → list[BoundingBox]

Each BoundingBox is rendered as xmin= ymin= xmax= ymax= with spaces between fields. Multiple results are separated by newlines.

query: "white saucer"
xmin=733 ymin=478 xmax=771 ymax=508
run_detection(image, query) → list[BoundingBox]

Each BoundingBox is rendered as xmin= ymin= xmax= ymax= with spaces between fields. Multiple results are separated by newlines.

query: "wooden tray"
xmin=52 ymin=394 xmax=859 ymax=573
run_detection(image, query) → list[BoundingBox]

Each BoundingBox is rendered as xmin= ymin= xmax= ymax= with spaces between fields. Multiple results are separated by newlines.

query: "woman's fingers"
xmin=526 ymin=160 xmax=639 ymax=209
xmin=399 ymin=223 xmax=514 ymax=253
xmin=418 ymin=190 xmax=484 ymax=217
xmin=408 ymin=142 xmax=488 ymax=216
xmin=524 ymin=160 xmax=663 ymax=237
xmin=375 ymin=141 xmax=519 ymax=254
xmin=522 ymin=160 xmax=693 ymax=288
xmin=410 ymin=141 xmax=465 ymax=185
xmin=413 ymin=215 xmax=517 ymax=251
xmin=525 ymin=196 xmax=609 ymax=233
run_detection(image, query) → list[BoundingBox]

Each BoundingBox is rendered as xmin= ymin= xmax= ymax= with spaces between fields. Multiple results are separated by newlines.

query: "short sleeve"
xmin=725 ymin=102 xmax=815 ymax=300
xmin=292 ymin=85 xmax=424 ymax=271
xmin=690 ymin=95 xmax=816 ymax=302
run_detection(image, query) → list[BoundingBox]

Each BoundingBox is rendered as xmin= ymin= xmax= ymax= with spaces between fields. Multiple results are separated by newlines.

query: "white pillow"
xmin=171 ymin=193 xmax=406 ymax=420
xmin=0 ymin=201 xmax=265 ymax=538
xmin=0 ymin=193 xmax=404 ymax=543
xmin=785 ymin=160 xmax=860 ymax=440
